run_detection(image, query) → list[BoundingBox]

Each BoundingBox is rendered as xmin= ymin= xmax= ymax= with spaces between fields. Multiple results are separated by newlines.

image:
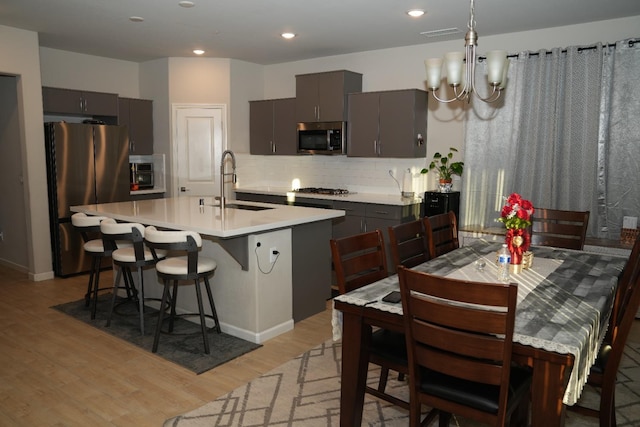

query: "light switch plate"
xmin=623 ymin=216 xmax=638 ymax=229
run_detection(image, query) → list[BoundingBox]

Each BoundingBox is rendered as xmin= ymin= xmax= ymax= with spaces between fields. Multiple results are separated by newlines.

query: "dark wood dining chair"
xmin=398 ymin=267 xmax=532 ymax=427
xmin=330 ymin=230 xmax=409 ymax=409
xmin=570 ymin=235 xmax=640 ymax=426
xmin=388 ymin=219 xmax=430 ymax=269
xmin=530 ymin=208 xmax=590 ymax=250
xmin=423 ymin=211 xmax=459 ymax=259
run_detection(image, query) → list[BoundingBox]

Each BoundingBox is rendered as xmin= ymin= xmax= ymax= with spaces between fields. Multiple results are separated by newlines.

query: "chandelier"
xmin=424 ymin=0 xmax=508 ymax=104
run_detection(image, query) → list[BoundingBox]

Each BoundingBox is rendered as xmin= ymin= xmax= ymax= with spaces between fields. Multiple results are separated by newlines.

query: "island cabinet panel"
xmin=119 ymin=97 xmax=154 ymax=155
xmin=347 ymin=89 xmax=428 ymax=158
xmin=43 ymin=86 xmax=118 ymax=117
xmin=250 ymin=98 xmax=297 ymax=155
xmin=295 ymin=70 xmax=362 ymax=123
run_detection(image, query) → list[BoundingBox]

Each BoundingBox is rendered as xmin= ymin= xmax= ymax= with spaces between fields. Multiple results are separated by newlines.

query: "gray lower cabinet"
xmin=43 ymin=86 xmax=118 ymax=117
xmin=250 ymin=98 xmax=297 ymax=155
xmin=119 ymin=97 xmax=154 ymax=155
xmin=332 ymin=201 xmax=421 ymax=273
xmin=347 ymin=89 xmax=427 ymax=158
xmin=234 ymin=192 xmax=287 ymax=204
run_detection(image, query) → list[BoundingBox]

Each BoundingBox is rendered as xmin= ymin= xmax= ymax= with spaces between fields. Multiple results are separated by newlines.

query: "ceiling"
xmin=1 ymin=0 xmax=639 ymax=65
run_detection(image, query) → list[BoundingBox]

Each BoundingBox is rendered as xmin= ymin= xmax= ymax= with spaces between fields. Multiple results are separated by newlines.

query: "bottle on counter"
xmin=497 ymin=244 xmax=511 ymax=282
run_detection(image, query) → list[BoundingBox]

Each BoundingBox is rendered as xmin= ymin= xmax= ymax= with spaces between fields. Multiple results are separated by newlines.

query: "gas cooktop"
xmin=294 ymin=187 xmax=350 ymax=195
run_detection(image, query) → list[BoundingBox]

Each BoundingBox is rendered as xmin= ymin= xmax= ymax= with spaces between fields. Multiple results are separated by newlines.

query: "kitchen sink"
xmin=224 ymin=203 xmax=273 ymax=211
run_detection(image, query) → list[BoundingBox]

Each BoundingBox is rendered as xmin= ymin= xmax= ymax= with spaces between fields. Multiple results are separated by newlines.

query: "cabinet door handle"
xmin=83 ymin=97 xmax=87 ymax=112
xmin=373 ymin=210 xmax=390 ymax=215
xmin=180 ymin=187 xmax=190 ymax=192
xmin=317 ymin=105 xmax=320 ymax=120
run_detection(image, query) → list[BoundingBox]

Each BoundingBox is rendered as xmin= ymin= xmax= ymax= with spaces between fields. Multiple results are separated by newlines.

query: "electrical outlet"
xmin=270 ymin=247 xmax=278 ymax=263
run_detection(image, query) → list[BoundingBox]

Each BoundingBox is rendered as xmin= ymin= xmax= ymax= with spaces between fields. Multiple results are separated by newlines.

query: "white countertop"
xmin=71 ymin=196 xmax=344 ymax=238
xmin=235 ymin=186 xmax=422 ymax=206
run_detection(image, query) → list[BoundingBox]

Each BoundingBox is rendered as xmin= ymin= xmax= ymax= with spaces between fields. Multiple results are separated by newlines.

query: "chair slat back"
xmin=330 ymin=230 xmax=388 ymax=294
xmin=607 ymin=236 xmax=640 ymax=358
xmin=144 ymin=226 xmax=201 ymax=276
xmin=424 ymin=211 xmax=459 ymax=258
xmin=398 ymin=267 xmax=518 ymax=426
xmin=100 ymin=219 xmax=146 ymax=260
xmin=530 ymin=208 xmax=589 ymax=250
xmin=388 ymin=220 xmax=430 ymax=269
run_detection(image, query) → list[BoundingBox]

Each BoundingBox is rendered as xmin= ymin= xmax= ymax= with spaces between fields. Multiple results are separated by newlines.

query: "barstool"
xmin=100 ymin=219 xmax=166 ymax=335
xmin=144 ymin=226 xmax=221 ymax=354
xmin=71 ymin=213 xmax=115 ymax=319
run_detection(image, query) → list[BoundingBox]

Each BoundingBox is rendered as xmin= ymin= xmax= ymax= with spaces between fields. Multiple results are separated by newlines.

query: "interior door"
xmin=173 ymin=105 xmax=225 ymax=197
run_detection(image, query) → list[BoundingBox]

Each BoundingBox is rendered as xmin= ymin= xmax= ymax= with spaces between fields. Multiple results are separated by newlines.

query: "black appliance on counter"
xmin=423 ymin=191 xmax=460 ymax=223
xmin=129 ymin=162 xmax=154 ymax=189
xmin=44 ymin=122 xmax=130 ymax=276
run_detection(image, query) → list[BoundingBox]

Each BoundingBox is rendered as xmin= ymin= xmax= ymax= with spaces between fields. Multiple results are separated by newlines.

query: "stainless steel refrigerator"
xmin=44 ymin=122 xmax=131 ymax=277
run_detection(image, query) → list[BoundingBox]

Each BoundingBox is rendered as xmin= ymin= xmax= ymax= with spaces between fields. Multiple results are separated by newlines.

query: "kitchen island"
xmin=71 ymin=196 xmax=344 ymax=343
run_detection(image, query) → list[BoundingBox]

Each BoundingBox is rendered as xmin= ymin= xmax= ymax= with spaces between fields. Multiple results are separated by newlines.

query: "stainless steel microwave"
xmin=297 ymin=121 xmax=346 ymax=155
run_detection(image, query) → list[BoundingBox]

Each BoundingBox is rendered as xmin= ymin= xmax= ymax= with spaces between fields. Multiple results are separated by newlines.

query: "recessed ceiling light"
xmin=281 ymin=32 xmax=296 ymax=39
xmin=407 ymin=9 xmax=425 ymax=18
xmin=179 ymin=1 xmax=195 ymax=7
xmin=129 ymin=16 xmax=145 ymax=22
xmin=193 ymin=49 xmax=205 ymax=55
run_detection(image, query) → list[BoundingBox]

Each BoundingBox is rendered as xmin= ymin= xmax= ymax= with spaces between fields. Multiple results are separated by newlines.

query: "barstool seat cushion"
xmin=156 ymin=256 xmax=217 ymax=275
xmin=84 ymin=239 xmax=133 ymax=253
xmin=112 ymin=247 xmax=167 ymax=263
xmin=83 ymin=239 xmax=105 ymax=253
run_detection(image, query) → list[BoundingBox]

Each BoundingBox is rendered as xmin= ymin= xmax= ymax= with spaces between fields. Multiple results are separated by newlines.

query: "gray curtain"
xmin=461 ymin=38 xmax=640 ymax=239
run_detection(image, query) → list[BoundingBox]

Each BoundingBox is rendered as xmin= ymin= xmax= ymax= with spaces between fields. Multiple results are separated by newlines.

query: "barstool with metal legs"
xmin=71 ymin=212 xmax=115 ymax=319
xmin=100 ymin=219 xmax=166 ymax=335
xmin=144 ymin=226 xmax=221 ymax=354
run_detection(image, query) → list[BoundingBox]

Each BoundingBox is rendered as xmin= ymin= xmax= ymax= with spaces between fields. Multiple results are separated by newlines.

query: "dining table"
xmin=332 ymin=238 xmax=628 ymax=426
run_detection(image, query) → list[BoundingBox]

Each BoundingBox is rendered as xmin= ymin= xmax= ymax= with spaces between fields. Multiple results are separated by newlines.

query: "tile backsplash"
xmin=235 ymin=153 xmax=445 ymax=196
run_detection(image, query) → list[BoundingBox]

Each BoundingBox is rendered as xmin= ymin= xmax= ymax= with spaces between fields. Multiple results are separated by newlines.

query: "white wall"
xmin=39 ymin=47 xmax=140 ymax=97
xmin=0 ymin=25 xmax=50 ymax=279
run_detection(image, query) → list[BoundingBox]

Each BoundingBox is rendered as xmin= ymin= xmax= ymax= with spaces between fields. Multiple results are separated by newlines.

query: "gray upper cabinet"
xmin=119 ymin=97 xmax=154 ymax=155
xmin=295 ymin=70 xmax=362 ymax=123
xmin=250 ymin=98 xmax=297 ymax=155
xmin=43 ymin=87 xmax=118 ymax=117
xmin=347 ymin=89 xmax=428 ymax=158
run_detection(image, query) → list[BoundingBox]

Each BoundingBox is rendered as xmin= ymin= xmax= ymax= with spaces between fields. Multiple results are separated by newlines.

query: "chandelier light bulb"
xmin=486 ymin=50 xmax=507 ymax=85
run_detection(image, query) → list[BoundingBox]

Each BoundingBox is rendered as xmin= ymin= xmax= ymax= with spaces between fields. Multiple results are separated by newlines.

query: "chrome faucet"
xmin=219 ymin=149 xmax=237 ymax=210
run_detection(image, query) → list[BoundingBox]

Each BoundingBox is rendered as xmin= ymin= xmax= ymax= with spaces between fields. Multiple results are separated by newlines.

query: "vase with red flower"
xmin=497 ymin=193 xmax=535 ymax=274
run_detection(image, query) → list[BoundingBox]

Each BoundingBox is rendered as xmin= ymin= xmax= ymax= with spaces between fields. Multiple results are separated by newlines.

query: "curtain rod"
xmin=478 ymin=38 xmax=639 ymax=60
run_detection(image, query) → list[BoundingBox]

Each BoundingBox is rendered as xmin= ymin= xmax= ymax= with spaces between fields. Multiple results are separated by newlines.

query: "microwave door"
xmin=299 ymin=130 xmax=328 ymax=151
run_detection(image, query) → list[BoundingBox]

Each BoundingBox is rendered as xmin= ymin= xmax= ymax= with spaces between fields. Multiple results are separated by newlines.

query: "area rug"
xmin=52 ymin=295 xmax=261 ymax=374
xmin=164 ymin=339 xmax=640 ymax=426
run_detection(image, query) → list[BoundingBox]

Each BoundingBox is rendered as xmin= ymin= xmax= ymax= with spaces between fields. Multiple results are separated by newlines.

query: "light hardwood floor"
xmin=0 ymin=264 xmax=333 ymax=426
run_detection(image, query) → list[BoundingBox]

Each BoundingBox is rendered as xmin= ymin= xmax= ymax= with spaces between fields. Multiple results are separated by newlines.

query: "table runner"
xmin=332 ymin=239 xmax=628 ymax=405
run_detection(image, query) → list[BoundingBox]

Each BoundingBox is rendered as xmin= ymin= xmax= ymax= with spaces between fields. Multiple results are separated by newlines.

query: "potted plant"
xmin=421 ymin=147 xmax=464 ymax=192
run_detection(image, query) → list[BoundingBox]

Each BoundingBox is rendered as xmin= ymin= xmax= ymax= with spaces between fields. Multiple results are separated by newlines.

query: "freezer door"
xmin=94 ymin=125 xmax=131 ymax=203
xmin=56 ymin=221 xmax=89 ymax=276
xmin=51 ymin=123 xmax=96 ymax=218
